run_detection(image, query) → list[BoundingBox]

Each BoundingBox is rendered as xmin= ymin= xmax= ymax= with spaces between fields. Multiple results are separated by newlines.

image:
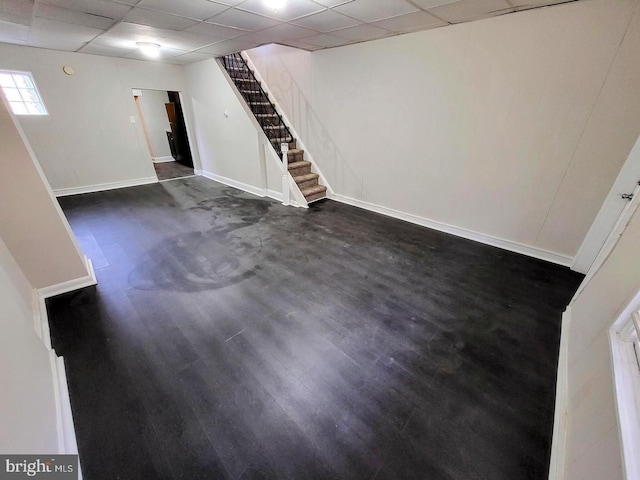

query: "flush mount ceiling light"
xmin=263 ymin=0 xmax=287 ymax=11
xmin=136 ymin=42 xmax=161 ymax=58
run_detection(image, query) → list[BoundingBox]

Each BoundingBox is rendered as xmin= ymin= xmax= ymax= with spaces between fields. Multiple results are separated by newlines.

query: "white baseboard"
xmin=152 ymin=156 xmax=174 ymax=163
xmin=53 ymin=177 xmax=158 ymax=197
xmin=267 ymin=189 xmax=283 ymax=202
xmin=50 ymin=352 xmax=79 ymax=455
xmin=549 ymin=308 xmax=570 ymax=480
xmin=332 ymin=194 xmax=574 ymax=267
xmin=194 ymin=170 xmax=306 ymax=207
xmin=196 ymin=169 xmax=267 ymax=198
xmin=38 ymin=256 xmax=97 ymax=300
xmin=42 ymin=298 xmax=83 ymax=477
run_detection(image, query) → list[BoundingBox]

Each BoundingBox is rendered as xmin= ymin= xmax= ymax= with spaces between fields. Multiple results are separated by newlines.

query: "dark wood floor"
xmin=49 ymin=177 xmax=583 ymax=480
xmin=153 ymin=160 xmax=194 ymax=181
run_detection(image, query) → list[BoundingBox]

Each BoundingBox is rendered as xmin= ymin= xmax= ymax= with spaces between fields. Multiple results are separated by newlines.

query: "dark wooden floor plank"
xmin=48 ymin=177 xmax=583 ymax=480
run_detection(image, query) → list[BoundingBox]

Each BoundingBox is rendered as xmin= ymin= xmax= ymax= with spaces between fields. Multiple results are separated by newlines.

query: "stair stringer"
xmin=216 ymin=58 xmax=307 ymax=208
xmin=241 ymin=51 xmax=335 ymax=200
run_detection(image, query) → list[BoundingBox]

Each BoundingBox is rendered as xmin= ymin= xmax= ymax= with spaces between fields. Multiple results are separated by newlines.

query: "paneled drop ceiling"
xmin=0 ymin=0 xmax=583 ymax=64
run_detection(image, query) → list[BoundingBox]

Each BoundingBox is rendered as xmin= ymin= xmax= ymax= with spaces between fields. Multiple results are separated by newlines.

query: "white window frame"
xmin=610 ymin=289 xmax=640 ymax=480
xmin=0 ymin=69 xmax=48 ymax=116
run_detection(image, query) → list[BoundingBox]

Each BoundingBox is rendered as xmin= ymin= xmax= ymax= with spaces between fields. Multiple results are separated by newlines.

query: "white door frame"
xmin=573 ymin=135 xmax=640 ymax=274
xmin=572 ymin=178 xmax=640 ymax=299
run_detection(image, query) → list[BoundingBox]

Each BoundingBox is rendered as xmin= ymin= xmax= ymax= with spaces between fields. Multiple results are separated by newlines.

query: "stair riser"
xmin=289 ymin=166 xmax=311 ymax=176
xmin=287 ymin=152 xmax=304 ymax=163
xmin=297 ymin=179 xmax=319 ymax=190
xmin=305 ymin=192 xmax=326 ymax=203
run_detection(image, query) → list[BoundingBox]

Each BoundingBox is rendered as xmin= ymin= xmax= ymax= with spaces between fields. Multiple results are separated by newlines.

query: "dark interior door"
xmin=165 ymin=91 xmax=193 ymax=168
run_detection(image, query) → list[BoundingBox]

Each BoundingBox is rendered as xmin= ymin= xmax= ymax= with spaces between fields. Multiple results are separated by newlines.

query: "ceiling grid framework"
xmin=0 ymin=0 xmax=584 ymax=64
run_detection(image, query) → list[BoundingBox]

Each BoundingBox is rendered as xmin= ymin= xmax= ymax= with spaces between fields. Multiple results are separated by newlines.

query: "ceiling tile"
xmin=165 ymin=51 xmax=214 ymax=64
xmin=0 ymin=19 xmax=30 ymax=44
xmin=77 ymin=42 xmax=136 ymax=57
xmin=161 ymin=31 xmax=222 ymax=50
xmin=509 ymin=0 xmax=573 ymax=6
xmin=136 ymin=0 xmax=228 ymax=21
xmin=330 ymin=23 xmax=391 ymax=41
xmin=311 ymin=0 xmax=354 ymax=7
xmin=410 ymin=0 xmax=460 ymax=9
xmin=108 ymin=0 xmax=141 ymax=5
xmin=29 ymin=17 xmax=104 ymax=50
xmin=0 ymin=0 xmax=35 ymax=26
xmin=93 ymin=21 xmax=175 ymax=49
xmin=123 ymin=7 xmax=199 ymax=30
xmin=182 ymin=21 xmax=248 ymax=38
xmin=237 ymin=0 xmax=325 ymax=22
xmin=427 ymin=0 xmax=512 ymax=23
xmin=277 ymin=38 xmax=323 ymax=50
xmin=38 ymin=0 xmax=133 ymax=21
xmin=278 ymin=40 xmax=323 ymax=52
xmin=196 ymin=38 xmax=261 ymax=56
xmin=210 ymin=0 xmax=245 ymax=5
xmin=123 ymin=45 xmax=188 ymax=60
xmin=333 ymin=0 xmax=418 ymax=23
xmin=35 ymin=4 xmax=120 ymax=30
xmin=297 ymin=33 xmax=348 ymax=48
xmin=206 ymin=8 xmax=281 ymax=31
xmin=242 ymin=22 xmax=317 ymax=42
xmin=291 ymin=9 xmax=360 ymax=33
xmin=372 ymin=11 xmax=447 ymax=33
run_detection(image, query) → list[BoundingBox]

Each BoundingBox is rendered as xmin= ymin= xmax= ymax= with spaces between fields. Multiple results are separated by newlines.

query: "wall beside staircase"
xmin=246 ymin=0 xmax=640 ymax=266
xmin=183 ymin=58 xmax=283 ymax=198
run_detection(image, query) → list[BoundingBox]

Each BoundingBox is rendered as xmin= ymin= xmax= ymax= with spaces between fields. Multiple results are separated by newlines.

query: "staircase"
xmin=222 ymin=53 xmax=326 ymax=204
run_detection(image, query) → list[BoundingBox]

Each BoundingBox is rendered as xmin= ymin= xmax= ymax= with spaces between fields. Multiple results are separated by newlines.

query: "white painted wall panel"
xmin=0 ymin=236 xmax=58 ymax=454
xmin=183 ymin=59 xmax=264 ymax=192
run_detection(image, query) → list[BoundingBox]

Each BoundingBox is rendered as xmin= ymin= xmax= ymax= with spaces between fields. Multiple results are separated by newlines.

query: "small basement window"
xmin=0 ymin=70 xmax=48 ymax=115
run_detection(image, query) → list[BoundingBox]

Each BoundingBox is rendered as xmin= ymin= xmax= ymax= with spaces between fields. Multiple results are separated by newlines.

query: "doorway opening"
xmin=132 ymin=89 xmax=194 ymax=181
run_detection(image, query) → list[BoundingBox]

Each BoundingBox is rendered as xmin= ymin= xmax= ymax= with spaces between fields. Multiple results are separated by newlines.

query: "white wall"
xmin=0 ymin=43 xmax=194 ymax=194
xmin=183 ymin=58 xmax=267 ymax=194
xmin=247 ymin=0 xmax=640 ymax=265
xmin=137 ymin=89 xmax=172 ymax=160
xmin=0 ymin=236 xmax=59 ymax=453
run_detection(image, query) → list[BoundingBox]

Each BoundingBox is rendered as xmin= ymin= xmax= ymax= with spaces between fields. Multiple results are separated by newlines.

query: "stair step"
xmin=263 ymin=125 xmax=287 ymax=130
xmin=248 ymin=101 xmax=271 ymax=106
xmin=294 ymin=172 xmax=318 ymax=182
xmin=240 ymin=89 xmax=261 ymax=94
xmin=255 ymin=113 xmax=278 ymax=118
xmin=234 ymin=78 xmax=255 ymax=82
xmin=288 ymin=161 xmax=311 ymax=176
xmin=302 ymin=185 xmax=327 ymax=203
xmin=294 ymin=173 xmax=319 ymax=190
xmin=287 ymin=150 xmax=304 ymax=163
